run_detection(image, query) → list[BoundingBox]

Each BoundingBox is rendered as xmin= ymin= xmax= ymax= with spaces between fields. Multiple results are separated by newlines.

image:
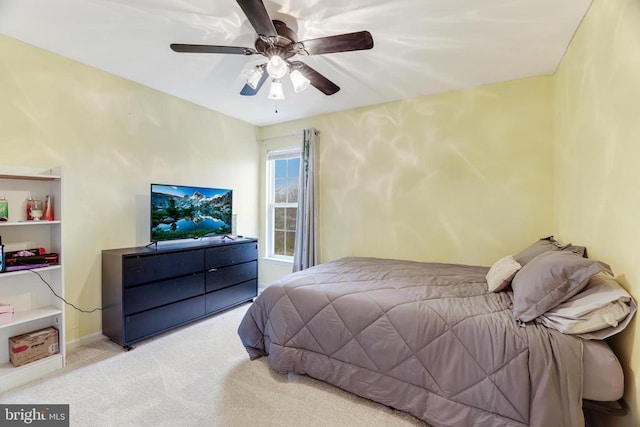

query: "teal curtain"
xmin=293 ymin=128 xmax=318 ymax=272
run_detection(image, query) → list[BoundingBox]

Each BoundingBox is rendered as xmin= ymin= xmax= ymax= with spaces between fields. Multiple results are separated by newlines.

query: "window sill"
xmin=263 ymin=256 xmax=294 ymax=265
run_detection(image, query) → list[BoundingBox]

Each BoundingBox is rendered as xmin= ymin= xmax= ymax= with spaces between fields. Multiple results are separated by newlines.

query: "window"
xmin=266 ymin=147 xmax=301 ymax=259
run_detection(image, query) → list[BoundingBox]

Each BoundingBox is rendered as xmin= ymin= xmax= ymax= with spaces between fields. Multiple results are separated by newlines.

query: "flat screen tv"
xmin=150 ymin=184 xmax=232 ymax=242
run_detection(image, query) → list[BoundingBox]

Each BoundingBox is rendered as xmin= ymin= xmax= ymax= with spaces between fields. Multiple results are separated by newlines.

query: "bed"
xmin=238 ymin=238 xmax=635 ymax=427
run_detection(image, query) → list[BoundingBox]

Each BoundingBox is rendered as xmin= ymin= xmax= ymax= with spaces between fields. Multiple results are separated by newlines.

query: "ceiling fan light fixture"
xmin=170 ymin=4 xmax=369 ymax=100
xmin=290 ymin=69 xmax=310 ymax=93
xmin=246 ymin=65 xmax=264 ymax=90
xmin=268 ymin=78 xmax=285 ymax=100
xmin=266 ymin=55 xmax=288 ymax=79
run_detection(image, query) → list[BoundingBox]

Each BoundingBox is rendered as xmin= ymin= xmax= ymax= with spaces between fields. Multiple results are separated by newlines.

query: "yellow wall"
xmin=259 ymin=76 xmax=555 ymax=268
xmin=0 ymin=36 xmax=260 ymax=342
xmin=554 ymin=0 xmax=640 ymax=424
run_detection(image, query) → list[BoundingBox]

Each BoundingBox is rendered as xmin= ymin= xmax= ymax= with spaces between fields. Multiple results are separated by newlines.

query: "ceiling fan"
xmin=170 ymin=0 xmax=374 ymax=98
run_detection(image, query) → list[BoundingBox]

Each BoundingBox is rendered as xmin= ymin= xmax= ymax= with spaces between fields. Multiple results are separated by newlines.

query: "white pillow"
xmin=486 ymin=255 xmax=522 ymax=292
xmin=537 ymin=272 xmax=637 ymax=339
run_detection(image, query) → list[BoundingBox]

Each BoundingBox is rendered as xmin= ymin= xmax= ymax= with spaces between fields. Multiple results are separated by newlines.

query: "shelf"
xmin=0 ymin=265 xmax=62 ymax=279
xmin=0 ymin=220 xmax=61 ymax=227
xmin=0 ymin=354 xmax=64 ymax=392
xmin=0 ymin=164 xmax=64 ymax=392
xmin=0 ymin=173 xmax=60 ymax=181
xmin=0 ymin=307 xmax=62 ymax=330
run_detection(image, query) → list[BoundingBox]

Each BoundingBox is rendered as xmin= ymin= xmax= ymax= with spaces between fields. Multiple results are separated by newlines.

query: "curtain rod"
xmin=259 ymin=133 xmax=301 ymax=142
xmin=259 ymin=129 xmax=319 ymax=142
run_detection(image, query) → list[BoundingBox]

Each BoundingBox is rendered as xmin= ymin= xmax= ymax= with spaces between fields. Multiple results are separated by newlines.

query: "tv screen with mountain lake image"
xmin=151 ymin=184 xmax=232 ymax=242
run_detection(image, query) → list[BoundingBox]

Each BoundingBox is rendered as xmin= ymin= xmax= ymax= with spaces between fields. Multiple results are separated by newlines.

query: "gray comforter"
xmin=238 ymin=257 xmax=584 ymax=426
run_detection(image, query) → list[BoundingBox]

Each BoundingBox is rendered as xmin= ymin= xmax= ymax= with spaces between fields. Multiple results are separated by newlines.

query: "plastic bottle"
xmin=44 ymin=195 xmax=54 ymax=221
xmin=0 ymin=196 xmax=8 ymax=222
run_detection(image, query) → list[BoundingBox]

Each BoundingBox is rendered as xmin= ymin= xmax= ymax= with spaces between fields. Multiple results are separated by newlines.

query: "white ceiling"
xmin=0 ymin=0 xmax=591 ymax=127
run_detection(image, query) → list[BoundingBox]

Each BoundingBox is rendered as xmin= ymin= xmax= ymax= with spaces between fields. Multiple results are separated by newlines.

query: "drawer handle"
xmin=208 ymin=268 xmax=218 ymax=272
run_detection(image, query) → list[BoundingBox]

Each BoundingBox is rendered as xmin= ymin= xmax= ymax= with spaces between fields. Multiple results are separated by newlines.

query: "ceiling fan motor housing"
xmin=255 ymin=20 xmax=298 ymax=59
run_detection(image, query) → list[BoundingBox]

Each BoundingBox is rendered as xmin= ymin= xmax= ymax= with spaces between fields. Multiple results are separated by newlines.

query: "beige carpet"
xmin=0 ymin=303 xmax=427 ymax=426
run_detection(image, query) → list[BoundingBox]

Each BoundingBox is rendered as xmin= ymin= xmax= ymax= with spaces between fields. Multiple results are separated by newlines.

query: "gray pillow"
xmin=537 ymin=272 xmax=636 ymax=339
xmin=513 ymin=236 xmax=561 ymax=265
xmin=565 ymin=244 xmax=587 ymax=258
xmin=513 ymin=236 xmax=586 ymax=266
xmin=511 ymin=251 xmax=602 ymax=322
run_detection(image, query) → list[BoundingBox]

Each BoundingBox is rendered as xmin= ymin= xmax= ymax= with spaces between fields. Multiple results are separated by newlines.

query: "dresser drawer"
xmin=125 ymin=295 xmax=205 ymax=343
xmin=123 ymin=249 xmax=204 ymax=287
xmin=205 ymin=242 xmax=257 ymax=269
xmin=124 ymin=272 xmax=205 ymax=315
xmin=206 ymin=261 xmax=257 ymax=292
xmin=205 ymin=280 xmax=256 ymax=314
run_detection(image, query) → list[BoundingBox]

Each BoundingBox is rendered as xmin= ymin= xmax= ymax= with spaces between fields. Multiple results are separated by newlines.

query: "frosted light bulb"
xmin=290 ymin=69 xmax=310 ymax=93
xmin=246 ymin=66 xmax=264 ymax=89
xmin=266 ymin=55 xmax=288 ymax=79
xmin=268 ymin=79 xmax=285 ymax=100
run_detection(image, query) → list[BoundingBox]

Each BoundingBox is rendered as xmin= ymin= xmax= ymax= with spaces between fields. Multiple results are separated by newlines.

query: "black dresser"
xmin=101 ymin=238 xmax=258 ymax=348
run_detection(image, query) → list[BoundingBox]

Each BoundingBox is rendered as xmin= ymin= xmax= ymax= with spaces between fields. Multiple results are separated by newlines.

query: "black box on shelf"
xmin=3 ymin=248 xmax=59 ymax=272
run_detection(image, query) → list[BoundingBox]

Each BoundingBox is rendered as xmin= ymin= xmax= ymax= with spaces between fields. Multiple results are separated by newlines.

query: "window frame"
xmin=266 ymin=146 xmax=301 ymax=261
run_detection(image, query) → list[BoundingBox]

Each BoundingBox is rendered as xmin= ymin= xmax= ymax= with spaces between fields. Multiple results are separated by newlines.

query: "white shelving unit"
xmin=0 ymin=165 xmax=64 ymax=392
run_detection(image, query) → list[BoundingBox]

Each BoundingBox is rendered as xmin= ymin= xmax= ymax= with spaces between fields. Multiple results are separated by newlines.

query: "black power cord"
xmin=28 ymin=268 xmax=103 ymax=314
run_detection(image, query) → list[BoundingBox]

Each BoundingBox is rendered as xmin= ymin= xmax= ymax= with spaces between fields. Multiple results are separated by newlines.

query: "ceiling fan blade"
xmin=292 ymin=62 xmax=340 ymax=96
xmin=170 ymin=44 xmax=255 ymax=55
xmin=236 ymin=0 xmax=277 ymax=37
xmin=240 ymin=68 xmax=269 ymax=96
xmin=299 ymin=31 xmax=373 ymax=55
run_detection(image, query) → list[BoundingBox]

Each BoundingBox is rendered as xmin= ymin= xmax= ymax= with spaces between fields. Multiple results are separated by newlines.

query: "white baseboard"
xmin=65 ymin=332 xmax=108 ymax=352
xmin=258 ymin=281 xmax=269 ymax=294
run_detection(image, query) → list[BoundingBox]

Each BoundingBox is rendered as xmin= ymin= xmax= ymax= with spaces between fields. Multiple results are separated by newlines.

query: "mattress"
xmin=582 ymin=339 xmax=624 ymax=401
